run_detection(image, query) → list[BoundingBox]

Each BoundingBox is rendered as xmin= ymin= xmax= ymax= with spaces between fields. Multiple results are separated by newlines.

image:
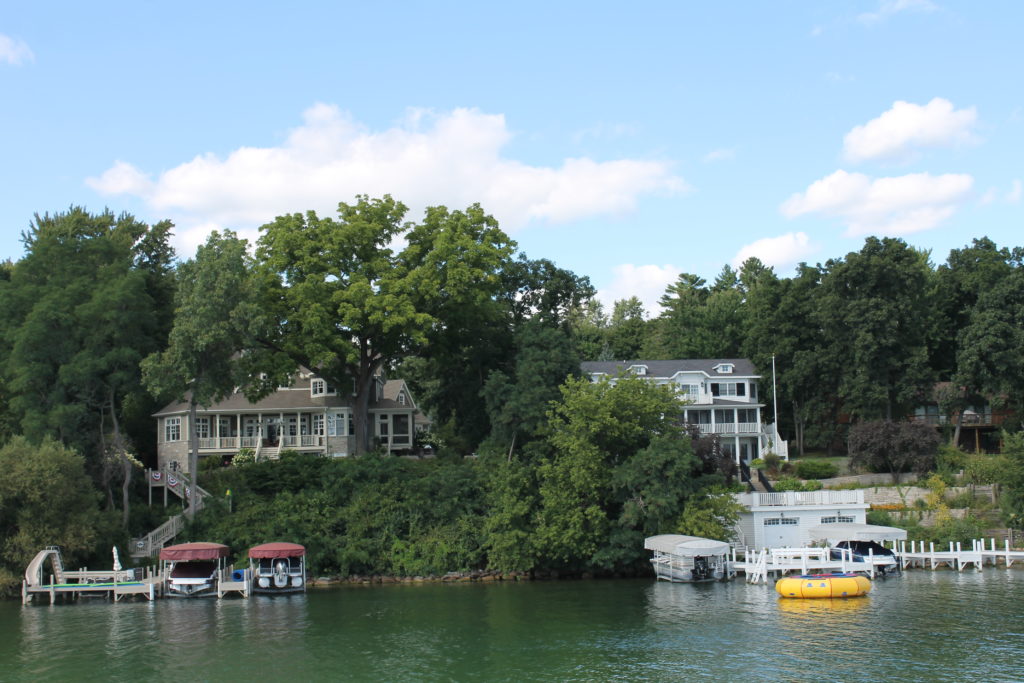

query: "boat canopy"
xmin=160 ymin=542 xmax=230 ymax=561
xmin=807 ymin=523 xmax=907 ymax=543
xmin=249 ymin=542 xmax=306 ymax=559
xmin=644 ymin=534 xmax=730 ymax=557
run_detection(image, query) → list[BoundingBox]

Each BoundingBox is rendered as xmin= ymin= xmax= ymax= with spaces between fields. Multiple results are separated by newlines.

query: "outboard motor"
xmin=273 ymin=559 xmax=288 ymax=588
xmin=692 ymin=556 xmax=711 ymax=581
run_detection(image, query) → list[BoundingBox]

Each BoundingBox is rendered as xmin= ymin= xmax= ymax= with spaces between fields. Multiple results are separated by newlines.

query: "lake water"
xmin=1 ymin=569 xmax=1022 ymax=681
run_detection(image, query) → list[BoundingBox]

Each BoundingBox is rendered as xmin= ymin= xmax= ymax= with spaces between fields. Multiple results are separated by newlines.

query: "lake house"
xmin=580 ymin=358 xmax=787 ymax=464
xmin=153 ymin=370 xmax=426 ymax=472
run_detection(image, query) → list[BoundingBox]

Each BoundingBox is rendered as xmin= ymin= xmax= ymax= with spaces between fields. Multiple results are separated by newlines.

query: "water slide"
xmin=24 ymin=547 xmax=62 ymax=587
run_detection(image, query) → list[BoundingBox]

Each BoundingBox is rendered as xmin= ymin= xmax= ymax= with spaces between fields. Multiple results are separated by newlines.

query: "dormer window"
xmin=714 ymin=363 xmax=734 ymax=374
xmin=398 ymin=392 xmax=406 ymax=406
xmin=630 ymin=364 xmax=648 ymax=376
xmin=311 ymin=379 xmax=337 ymax=397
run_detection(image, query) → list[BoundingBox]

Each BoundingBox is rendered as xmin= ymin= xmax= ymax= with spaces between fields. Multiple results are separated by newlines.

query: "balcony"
xmin=737 ymin=490 xmax=864 ymax=508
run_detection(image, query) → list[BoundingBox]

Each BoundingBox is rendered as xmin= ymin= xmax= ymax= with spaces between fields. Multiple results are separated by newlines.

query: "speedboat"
xmin=160 ymin=542 xmax=230 ymax=597
xmin=829 ymin=540 xmax=898 ymax=574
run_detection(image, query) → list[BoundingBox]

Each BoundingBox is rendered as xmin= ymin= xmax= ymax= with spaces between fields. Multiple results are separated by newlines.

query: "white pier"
xmin=898 ymin=538 xmax=1024 ymax=571
xmin=730 ymin=546 xmax=895 ymax=584
xmin=730 ymin=538 xmax=1024 ymax=584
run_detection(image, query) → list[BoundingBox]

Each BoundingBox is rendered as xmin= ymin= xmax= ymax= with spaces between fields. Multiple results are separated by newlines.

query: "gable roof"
xmin=580 ymin=358 xmax=759 ymax=378
xmin=153 ymin=373 xmax=419 ymax=417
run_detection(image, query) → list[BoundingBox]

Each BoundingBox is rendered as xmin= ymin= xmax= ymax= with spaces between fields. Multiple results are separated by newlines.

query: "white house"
xmin=580 ymin=358 xmax=787 ymax=464
xmin=733 ymin=490 xmax=869 ymax=548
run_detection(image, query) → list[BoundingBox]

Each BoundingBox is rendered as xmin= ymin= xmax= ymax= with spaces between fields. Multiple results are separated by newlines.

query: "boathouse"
xmin=734 ymin=490 xmax=869 ymax=548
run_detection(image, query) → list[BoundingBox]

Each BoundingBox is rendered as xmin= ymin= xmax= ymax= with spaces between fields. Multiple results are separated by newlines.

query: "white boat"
xmin=808 ymin=523 xmax=906 ymax=575
xmin=160 ymin=542 xmax=230 ymax=597
xmin=645 ymin=535 xmax=732 ymax=582
xmin=249 ymin=542 xmax=306 ymax=593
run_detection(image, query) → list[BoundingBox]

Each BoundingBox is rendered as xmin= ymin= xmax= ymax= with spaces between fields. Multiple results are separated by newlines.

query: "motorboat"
xmin=644 ymin=534 xmax=732 ymax=582
xmin=249 ymin=542 xmax=306 ymax=593
xmin=776 ymin=572 xmax=871 ymax=598
xmin=160 ymin=542 xmax=229 ymax=597
xmin=808 ymin=523 xmax=906 ymax=575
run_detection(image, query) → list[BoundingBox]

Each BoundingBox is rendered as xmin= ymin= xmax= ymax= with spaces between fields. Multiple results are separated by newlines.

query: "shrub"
xmin=762 ymin=452 xmax=782 ymax=473
xmin=749 ymin=458 xmax=765 ymax=469
xmin=232 ymin=448 xmax=255 ymax=467
xmin=772 ymin=477 xmax=823 ymax=492
xmin=794 ymin=460 xmax=839 ymax=480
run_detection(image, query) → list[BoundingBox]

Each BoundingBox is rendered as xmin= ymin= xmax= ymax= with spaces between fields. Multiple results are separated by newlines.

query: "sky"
xmin=1 ymin=1 xmax=1021 ymax=314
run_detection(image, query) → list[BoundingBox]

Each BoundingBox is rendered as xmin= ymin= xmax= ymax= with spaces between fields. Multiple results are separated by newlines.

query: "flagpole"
xmin=772 ymin=354 xmax=780 ymax=457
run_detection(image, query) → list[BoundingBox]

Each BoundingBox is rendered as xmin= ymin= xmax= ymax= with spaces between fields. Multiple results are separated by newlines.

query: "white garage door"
xmin=763 ymin=518 xmax=800 ymax=547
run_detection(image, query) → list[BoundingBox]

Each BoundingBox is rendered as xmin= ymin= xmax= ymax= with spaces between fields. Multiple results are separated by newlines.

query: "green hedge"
xmin=794 ymin=460 xmax=839 ymax=480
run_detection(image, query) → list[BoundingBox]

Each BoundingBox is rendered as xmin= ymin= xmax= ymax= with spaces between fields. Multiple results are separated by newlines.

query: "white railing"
xmin=740 ymin=490 xmax=864 ymax=507
xmin=709 ymin=423 xmax=760 ymax=435
xmin=198 ymin=437 xmax=240 ymax=449
xmin=241 ymin=436 xmax=259 ymax=448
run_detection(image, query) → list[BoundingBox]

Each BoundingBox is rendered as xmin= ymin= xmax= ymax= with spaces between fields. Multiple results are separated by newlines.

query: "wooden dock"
xmin=23 ymin=567 xmax=164 ymax=605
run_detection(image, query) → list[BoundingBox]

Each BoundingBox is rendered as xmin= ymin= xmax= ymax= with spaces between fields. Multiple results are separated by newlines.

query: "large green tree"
xmin=0 ymin=437 xmax=104 ymax=572
xmin=252 ymin=196 xmax=515 ymax=455
xmin=142 ymin=230 xmax=256 ymax=508
xmin=532 ymin=375 xmax=706 ymax=573
xmin=0 ymin=208 xmax=173 ymax=493
xmin=816 ymin=237 xmax=935 ymax=420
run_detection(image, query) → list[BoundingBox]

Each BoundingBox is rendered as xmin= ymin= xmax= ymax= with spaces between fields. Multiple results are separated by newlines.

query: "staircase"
xmin=130 ymin=468 xmax=210 ymax=559
xmin=47 ymin=546 xmax=66 ymax=584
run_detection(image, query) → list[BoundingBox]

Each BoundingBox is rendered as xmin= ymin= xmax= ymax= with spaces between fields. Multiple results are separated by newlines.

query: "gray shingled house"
xmin=153 ymin=369 xmax=427 ymax=471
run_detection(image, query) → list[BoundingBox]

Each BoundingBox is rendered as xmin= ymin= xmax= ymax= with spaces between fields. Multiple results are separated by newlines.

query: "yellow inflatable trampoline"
xmin=775 ymin=573 xmax=871 ymax=599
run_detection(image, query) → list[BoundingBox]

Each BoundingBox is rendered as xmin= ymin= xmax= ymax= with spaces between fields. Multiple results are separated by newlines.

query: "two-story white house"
xmin=579 ymin=359 xmax=786 ymax=465
xmin=153 ymin=369 xmax=427 ymax=473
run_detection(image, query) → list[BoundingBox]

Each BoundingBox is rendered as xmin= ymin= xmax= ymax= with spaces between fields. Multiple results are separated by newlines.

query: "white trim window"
xmin=326 ymin=410 xmax=348 ymax=437
xmin=764 ymin=518 xmax=797 ymax=526
xmin=313 ymin=414 xmax=324 ymax=436
xmin=820 ymin=516 xmax=855 ymax=524
xmin=711 ymin=382 xmax=745 ymax=397
xmin=165 ymin=417 xmax=181 ymax=442
xmin=195 ymin=417 xmax=210 ymax=440
xmin=311 ymin=379 xmax=337 ymax=397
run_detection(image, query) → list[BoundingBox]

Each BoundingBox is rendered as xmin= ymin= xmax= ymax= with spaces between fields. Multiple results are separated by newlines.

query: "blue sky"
xmin=2 ymin=1 xmax=1021 ymax=313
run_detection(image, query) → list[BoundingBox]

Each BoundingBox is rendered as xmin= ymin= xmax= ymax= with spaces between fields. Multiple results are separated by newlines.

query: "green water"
xmin=1 ymin=569 xmax=1022 ymax=681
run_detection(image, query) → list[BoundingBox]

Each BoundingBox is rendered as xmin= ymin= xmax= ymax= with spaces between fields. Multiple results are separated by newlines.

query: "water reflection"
xmin=3 ymin=571 xmax=1024 ymax=681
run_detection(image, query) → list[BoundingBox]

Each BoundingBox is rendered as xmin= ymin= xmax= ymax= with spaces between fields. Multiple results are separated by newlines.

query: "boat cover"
xmin=807 ymin=523 xmax=907 ymax=543
xmin=249 ymin=542 xmax=306 ymax=559
xmin=160 ymin=542 xmax=230 ymax=561
xmin=644 ymin=534 xmax=730 ymax=557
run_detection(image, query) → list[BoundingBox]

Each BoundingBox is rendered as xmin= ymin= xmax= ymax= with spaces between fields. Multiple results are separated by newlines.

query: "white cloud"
xmin=859 ymin=0 xmax=938 ymax=24
xmin=979 ymin=188 xmax=998 ymax=206
xmin=731 ymin=232 xmax=816 ymax=272
xmin=703 ymin=147 xmax=736 ymax=163
xmin=781 ymin=169 xmax=973 ymax=236
xmin=88 ymin=105 xmax=686 ymax=253
xmin=1007 ymin=179 xmax=1022 ymax=203
xmin=843 ymin=98 xmax=978 ymax=163
xmin=597 ymin=263 xmax=681 ymax=316
xmin=0 ymin=34 xmax=33 ymax=65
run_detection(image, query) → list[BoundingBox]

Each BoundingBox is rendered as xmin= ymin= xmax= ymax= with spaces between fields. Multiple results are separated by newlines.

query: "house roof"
xmin=580 ymin=358 xmax=759 ymax=378
xmin=153 ymin=375 xmax=418 ymax=417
